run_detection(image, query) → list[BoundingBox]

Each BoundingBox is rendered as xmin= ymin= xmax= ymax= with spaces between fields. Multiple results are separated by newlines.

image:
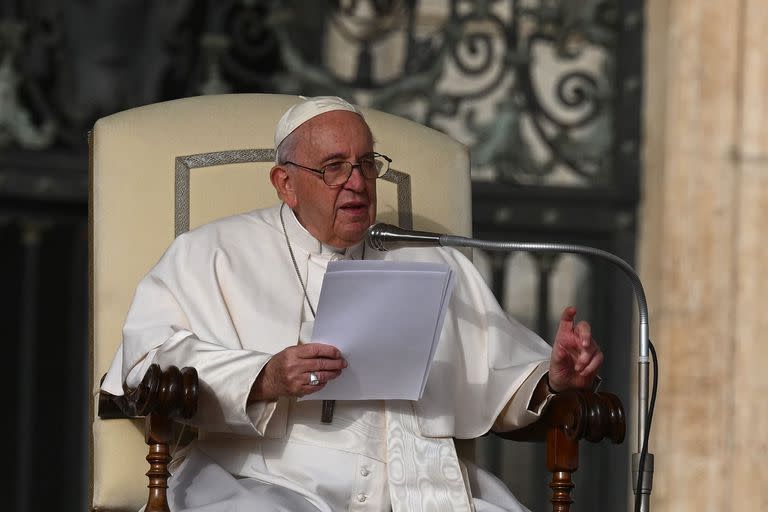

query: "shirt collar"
xmin=282 ymin=203 xmax=365 ymax=259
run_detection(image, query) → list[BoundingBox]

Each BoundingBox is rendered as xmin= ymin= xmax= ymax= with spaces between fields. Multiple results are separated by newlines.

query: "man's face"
xmin=272 ymin=110 xmax=377 ymax=248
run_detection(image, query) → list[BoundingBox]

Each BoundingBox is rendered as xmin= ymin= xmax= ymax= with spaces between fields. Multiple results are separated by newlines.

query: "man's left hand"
xmin=548 ymin=306 xmax=603 ymax=393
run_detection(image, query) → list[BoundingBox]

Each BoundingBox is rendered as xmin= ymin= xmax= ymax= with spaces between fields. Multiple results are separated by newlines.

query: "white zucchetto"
xmin=274 ymin=96 xmax=363 ymax=160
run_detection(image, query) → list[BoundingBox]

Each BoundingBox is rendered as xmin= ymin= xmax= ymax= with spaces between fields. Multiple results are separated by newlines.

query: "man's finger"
xmin=574 ymin=320 xmax=591 ymax=343
xmin=313 ymin=358 xmax=348 ymax=371
xmin=574 ymin=345 xmax=597 ymax=372
xmin=296 ymin=343 xmax=342 ymax=359
xmin=579 ymin=351 xmax=604 ymax=378
xmin=558 ymin=306 xmax=577 ymax=331
xmin=551 ymin=342 xmax=570 ymax=365
xmin=299 ymin=382 xmax=327 ymax=396
xmin=303 ymin=369 xmax=342 ymax=386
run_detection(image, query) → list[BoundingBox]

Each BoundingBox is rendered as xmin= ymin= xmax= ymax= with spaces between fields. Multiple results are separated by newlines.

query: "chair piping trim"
xmin=174 ymin=149 xmax=412 ymax=236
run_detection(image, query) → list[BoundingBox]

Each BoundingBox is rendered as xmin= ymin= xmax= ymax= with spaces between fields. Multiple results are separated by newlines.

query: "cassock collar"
xmin=282 ymin=204 xmax=365 ymax=260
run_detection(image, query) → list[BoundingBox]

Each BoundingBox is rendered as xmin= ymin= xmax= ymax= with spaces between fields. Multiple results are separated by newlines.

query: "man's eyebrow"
xmin=321 ymin=152 xmax=347 ymax=162
xmin=321 ymin=151 xmax=375 ymax=162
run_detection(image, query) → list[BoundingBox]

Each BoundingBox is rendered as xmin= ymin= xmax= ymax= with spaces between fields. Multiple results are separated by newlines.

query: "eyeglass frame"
xmin=282 ymin=152 xmax=392 ymax=187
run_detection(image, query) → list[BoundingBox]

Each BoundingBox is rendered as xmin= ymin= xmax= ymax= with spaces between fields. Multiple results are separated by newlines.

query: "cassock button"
xmin=360 ymin=466 xmax=370 ymax=477
xmin=357 ymin=493 xmax=368 ymax=503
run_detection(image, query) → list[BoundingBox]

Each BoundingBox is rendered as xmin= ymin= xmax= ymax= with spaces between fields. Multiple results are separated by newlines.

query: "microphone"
xmin=366 ymin=222 xmax=655 ymax=512
xmin=365 ymin=223 xmax=442 ymax=250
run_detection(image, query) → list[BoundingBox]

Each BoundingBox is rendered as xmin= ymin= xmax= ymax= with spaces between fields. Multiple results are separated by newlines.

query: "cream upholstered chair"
xmin=89 ymin=93 xmax=473 ymax=511
xmin=89 ymin=93 xmax=624 ymax=512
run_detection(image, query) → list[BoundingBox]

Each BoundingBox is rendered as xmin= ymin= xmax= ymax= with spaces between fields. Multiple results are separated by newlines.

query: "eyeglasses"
xmin=284 ymin=152 xmax=392 ymax=187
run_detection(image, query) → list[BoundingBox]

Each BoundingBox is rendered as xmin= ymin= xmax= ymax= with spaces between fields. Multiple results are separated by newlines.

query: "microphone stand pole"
xmin=439 ymin=234 xmax=654 ymax=512
xmin=368 ymin=226 xmax=654 ymax=510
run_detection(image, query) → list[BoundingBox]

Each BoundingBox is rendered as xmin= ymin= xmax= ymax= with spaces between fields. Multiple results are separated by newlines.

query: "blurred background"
xmin=3 ymin=1 xmax=766 ymax=511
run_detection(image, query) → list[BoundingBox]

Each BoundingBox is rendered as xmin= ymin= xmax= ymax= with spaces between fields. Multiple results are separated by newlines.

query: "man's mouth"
xmin=339 ymin=201 xmax=368 ymax=214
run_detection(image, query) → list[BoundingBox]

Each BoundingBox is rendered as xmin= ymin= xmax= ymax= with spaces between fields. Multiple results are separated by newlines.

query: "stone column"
xmin=641 ymin=1 xmax=768 ymax=510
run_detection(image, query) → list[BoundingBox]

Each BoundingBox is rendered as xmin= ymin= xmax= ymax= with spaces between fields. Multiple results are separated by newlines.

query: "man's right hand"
xmin=248 ymin=343 xmax=347 ymax=402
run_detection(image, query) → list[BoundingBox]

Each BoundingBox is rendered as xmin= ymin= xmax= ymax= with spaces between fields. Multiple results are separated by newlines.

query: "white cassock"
xmin=102 ymin=203 xmax=555 ymax=512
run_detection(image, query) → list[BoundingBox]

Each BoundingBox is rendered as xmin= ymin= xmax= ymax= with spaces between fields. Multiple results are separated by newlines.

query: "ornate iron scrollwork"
xmin=0 ymin=18 xmax=56 ymax=150
xmin=220 ymin=0 xmax=624 ymax=187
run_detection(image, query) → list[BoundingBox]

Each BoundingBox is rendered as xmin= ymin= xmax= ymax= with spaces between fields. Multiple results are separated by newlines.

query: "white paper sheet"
xmin=300 ymin=260 xmax=456 ymax=401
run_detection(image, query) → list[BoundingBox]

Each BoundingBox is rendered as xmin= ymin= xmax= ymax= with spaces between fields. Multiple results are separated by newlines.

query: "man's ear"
xmin=270 ymin=165 xmax=298 ymax=208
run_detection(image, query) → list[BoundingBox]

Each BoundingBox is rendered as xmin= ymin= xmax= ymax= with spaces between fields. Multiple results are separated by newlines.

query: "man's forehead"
xmin=300 ymin=114 xmax=372 ymax=159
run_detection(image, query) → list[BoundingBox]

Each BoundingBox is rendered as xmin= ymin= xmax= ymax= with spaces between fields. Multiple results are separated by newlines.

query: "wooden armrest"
xmin=497 ymin=390 xmax=625 ymax=444
xmin=495 ymin=390 xmax=625 ymax=512
xmin=98 ymin=364 xmax=199 ymax=512
xmin=98 ymin=364 xmax=198 ymax=421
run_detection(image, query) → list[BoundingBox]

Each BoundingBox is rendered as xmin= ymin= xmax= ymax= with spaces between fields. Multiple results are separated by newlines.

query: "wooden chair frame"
xmin=98 ymin=366 xmax=624 ymax=512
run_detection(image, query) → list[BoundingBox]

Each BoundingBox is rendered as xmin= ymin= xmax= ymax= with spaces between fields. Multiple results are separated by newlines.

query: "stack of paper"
xmin=303 ymin=260 xmax=456 ymax=401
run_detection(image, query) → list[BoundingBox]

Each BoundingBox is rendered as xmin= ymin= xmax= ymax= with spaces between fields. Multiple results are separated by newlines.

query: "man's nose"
xmin=343 ymin=166 xmax=366 ymax=191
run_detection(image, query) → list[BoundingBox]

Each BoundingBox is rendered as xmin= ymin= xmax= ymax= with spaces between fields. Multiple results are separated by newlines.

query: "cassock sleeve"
xmin=492 ymin=365 xmax=604 ymax=432
xmin=102 ymin=233 xmax=280 ymax=437
xmin=147 ymin=330 xmax=277 ymax=437
xmin=492 ymin=362 xmax=553 ymax=431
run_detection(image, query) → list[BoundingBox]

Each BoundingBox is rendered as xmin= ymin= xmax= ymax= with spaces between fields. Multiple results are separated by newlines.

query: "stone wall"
xmin=641 ymin=1 xmax=768 ymax=509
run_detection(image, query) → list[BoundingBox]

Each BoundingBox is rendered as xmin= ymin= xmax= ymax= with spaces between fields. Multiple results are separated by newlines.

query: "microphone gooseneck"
xmin=366 ymin=222 xmax=655 ymax=512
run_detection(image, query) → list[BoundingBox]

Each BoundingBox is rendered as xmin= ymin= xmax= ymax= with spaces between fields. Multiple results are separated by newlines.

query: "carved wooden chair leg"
xmin=547 ymin=427 xmax=578 ymax=512
xmin=495 ymin=390 xmax=625 ymax=512
xmin=139 ymin=365 xmax=198 ymax=512
xmin=145 ymin=413 xmax=173 ymax=512
xmin=98 ymin=364 xmax=198 ymax=512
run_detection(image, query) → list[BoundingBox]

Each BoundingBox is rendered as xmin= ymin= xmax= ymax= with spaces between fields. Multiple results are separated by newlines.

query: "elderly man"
xmin=102 ymin=96 xmax=603 ymax=512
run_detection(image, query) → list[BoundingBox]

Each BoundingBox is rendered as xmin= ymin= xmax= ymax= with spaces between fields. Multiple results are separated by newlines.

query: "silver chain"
xmin=280 ymin=202 xmax=317 ymax=318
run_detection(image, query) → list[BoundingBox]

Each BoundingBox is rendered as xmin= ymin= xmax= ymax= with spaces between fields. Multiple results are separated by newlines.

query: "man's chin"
xmin=334 ymin=222 xmax=373 ymax=247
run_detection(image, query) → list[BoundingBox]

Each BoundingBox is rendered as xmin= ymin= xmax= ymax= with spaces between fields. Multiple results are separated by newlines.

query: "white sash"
xmin=385 ymin=400 xmax=473 ymax=512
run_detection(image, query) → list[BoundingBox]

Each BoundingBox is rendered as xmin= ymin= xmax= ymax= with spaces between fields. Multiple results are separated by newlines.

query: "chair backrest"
xmin=89 ymin=93 xmax=471 ymax=510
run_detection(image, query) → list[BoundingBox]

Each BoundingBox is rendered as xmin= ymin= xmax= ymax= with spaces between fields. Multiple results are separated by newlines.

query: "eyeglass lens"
xmin=323 ymin=156 xmax=388 ymax=185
